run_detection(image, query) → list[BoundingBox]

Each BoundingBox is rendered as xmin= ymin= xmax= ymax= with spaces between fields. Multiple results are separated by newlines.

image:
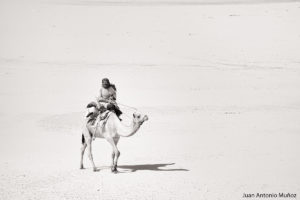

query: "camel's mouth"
xmin=137 ymin=115 xmax=148 ymax=125
xmin=143 ymin=115 xmax=149 ymax=121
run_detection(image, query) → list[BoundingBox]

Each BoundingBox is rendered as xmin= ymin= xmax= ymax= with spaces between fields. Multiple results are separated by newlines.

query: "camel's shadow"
xmin=117 ymin=163 xmax=189 ymax=172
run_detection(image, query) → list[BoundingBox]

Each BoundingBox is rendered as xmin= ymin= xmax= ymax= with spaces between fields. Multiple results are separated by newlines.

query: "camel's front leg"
xmin=113 ymin=151 xmax=120 ymax=173
xmin=107 ymin=137 xmax=120 ymax=173
xmin=113 ymin=137 xmax=120 ymax=171
xmin=111 ymin=137 xmax=120 ymax=168
xmin=111 ymin=152 xmax=115 ymax=167
xmin=87 ymin=139 xmax=97 ymax=172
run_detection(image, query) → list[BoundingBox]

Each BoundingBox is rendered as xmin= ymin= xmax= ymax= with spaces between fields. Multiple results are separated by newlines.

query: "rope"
xmin=94 ymin=96 xmax=138 ymax=111
xmin=121 ymin=112 xmax=132 ymax=121
xmin=117 ymin=102 xmax=138 ymax=111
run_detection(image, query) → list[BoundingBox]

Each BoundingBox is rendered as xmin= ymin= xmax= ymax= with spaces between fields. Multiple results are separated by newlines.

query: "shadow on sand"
xmin=117 ymin=163 xmax=189 ymax=172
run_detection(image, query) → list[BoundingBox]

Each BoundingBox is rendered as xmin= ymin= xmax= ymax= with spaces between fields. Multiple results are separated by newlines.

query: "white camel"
xmin=80 ymin=109 xmax=148 ymax=173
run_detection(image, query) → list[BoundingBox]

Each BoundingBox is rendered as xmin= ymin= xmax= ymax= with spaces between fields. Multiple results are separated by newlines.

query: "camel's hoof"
xmin=111 ymin=166 xmax=118 ymax=173
xmin=93 ymin=168 xmax=99 ymax=172
xmin=80 ymin=166 xmax=84 ymax=170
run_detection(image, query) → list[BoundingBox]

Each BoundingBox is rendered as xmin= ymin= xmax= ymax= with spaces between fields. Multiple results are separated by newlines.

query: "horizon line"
xmin=51 ymin=0 xmax=300 ymax=6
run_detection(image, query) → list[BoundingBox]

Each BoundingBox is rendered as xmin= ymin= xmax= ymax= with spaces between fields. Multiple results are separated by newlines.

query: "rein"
xmin=118 ymin=102 xmax=138 ymax=111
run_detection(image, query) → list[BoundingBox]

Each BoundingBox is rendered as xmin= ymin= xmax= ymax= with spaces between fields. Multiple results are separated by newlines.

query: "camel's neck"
xmin=114 ymin=116 xmax=141 ymax=137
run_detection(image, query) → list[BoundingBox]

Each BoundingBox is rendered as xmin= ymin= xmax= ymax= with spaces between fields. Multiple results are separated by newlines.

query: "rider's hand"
xmin=108 ymin=97 xmax=115 ymax=103
xmin=98 ymin=98 xmax=108 ymax=103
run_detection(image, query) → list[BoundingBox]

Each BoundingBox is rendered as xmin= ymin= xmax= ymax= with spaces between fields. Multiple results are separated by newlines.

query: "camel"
xmin=80 ymin=107 xmax=148 ymax=173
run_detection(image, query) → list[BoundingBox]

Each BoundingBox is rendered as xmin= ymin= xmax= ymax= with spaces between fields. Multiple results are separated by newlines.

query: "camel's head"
xmin=133 ymin=112 xmax=148 ymax=125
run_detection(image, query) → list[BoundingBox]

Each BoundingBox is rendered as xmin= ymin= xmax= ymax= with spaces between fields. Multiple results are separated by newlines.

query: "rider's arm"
xmin=111 ymin=89 xmax=116 ymax=101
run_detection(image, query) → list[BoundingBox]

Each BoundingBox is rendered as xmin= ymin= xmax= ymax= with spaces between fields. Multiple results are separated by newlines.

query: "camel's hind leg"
xmin=80 ymin=134 xmax=87 ymax=169
xmin=87 ymin=139 xmax=97 ymax=172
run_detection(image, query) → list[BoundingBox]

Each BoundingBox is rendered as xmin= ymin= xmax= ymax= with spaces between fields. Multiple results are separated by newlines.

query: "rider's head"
xmin=102 ymin=78 xmax=110 ymax=89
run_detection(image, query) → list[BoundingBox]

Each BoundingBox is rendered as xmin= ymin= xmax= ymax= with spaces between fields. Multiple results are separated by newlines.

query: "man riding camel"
xmin=96 ymin=78 xmax=122 ymax=118
xmin=85 ymin=78 xmax=123 ymax=140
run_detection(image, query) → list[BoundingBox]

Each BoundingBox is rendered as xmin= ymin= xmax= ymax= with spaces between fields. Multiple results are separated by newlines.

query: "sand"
xmin=0 ymin=1 xmax=300 ymax=199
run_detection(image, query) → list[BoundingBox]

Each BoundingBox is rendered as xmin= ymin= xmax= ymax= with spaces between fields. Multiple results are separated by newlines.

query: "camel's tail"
xmin=81 ymin=134 xmax=85 ymax=144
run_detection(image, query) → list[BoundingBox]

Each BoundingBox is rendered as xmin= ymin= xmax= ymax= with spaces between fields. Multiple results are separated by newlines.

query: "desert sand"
xmin=0 ymin=0 xmax=300 ymax=199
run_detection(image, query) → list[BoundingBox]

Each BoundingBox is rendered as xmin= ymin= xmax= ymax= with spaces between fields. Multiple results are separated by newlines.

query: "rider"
xmin=97 ymin=78 xmax=122 ymax=118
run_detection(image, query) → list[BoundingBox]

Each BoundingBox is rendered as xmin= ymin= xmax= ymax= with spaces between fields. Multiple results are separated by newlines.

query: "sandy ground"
xmin=1 ymin=1 xmax=300 ymax=199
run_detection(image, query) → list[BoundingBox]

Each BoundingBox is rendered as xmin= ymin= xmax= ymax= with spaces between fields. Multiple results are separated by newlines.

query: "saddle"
xmin=87 ymin=100 xmax=122 ymax=119
xmin=86 ymin=101 xmax=112 ymax=137
xmin=86 ymin=110 xmax=110 ymax=125
xmin=86 ymin=110 xmax=111 ymax=140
